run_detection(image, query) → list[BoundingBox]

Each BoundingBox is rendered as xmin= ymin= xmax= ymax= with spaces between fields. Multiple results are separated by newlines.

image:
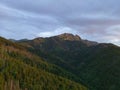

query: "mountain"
xmin=0 ymin=37 xmax=88 ymax=90
xmin=1 ymin=33 xmax=120 ymax=90
xmin=18 ymin=33 xmax=120 ymax=90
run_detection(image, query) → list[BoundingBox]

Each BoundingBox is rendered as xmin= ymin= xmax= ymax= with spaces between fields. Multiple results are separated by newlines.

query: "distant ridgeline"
xmin=0 ymin=33 xmax=120 ymax=90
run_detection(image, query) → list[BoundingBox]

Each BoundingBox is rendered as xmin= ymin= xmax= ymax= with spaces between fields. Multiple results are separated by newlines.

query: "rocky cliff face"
xmin=56 ymin=33 xmax=81 ymax=41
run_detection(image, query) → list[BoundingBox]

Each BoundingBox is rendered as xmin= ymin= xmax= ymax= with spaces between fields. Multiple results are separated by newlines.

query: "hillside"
xmin=0 ymin=37 xmax=88 ymax=90
xmin=18 ymin=33 xmax=120 ymax=90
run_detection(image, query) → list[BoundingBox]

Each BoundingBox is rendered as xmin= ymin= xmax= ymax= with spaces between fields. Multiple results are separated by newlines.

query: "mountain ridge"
xmin=9 ymin=33 xmax=118 ymax=47
xmin=1 ymin=33 xmax=120 ymax=90
xmin=16 ymin=33 xmax=120 ymax=90
xmin=15 ymin=33 xmax=99 ymax=47
xmin=0 ymin=35 xmax=88 ymax=90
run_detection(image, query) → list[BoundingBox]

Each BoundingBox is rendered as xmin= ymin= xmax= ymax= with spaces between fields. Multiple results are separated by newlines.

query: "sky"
xmin=0 ymin=0 xmax=120 ymax=46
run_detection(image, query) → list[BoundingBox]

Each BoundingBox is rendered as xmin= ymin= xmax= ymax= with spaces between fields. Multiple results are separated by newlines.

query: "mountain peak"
xmin=57 ymin=33 xmax=81 ymax=41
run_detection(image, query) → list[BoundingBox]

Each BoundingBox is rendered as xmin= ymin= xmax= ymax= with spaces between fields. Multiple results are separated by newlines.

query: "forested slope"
xmin=0 ymin=37 xmax=88 ymax=90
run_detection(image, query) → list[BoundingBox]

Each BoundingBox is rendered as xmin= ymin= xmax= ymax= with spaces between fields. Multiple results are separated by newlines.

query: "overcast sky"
xmin=0 ymin=0 xmax=120 ymax=46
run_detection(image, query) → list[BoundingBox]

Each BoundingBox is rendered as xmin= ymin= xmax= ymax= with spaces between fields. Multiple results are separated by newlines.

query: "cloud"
xmin=0 ymin=0 xmax=120 ymax=45
xmin=37 ymin=27 xmax=78 ymax=37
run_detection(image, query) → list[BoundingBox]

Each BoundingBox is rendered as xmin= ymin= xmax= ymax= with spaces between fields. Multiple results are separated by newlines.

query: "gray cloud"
xmin=0 ymin=0 xmax=120 ymax=45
